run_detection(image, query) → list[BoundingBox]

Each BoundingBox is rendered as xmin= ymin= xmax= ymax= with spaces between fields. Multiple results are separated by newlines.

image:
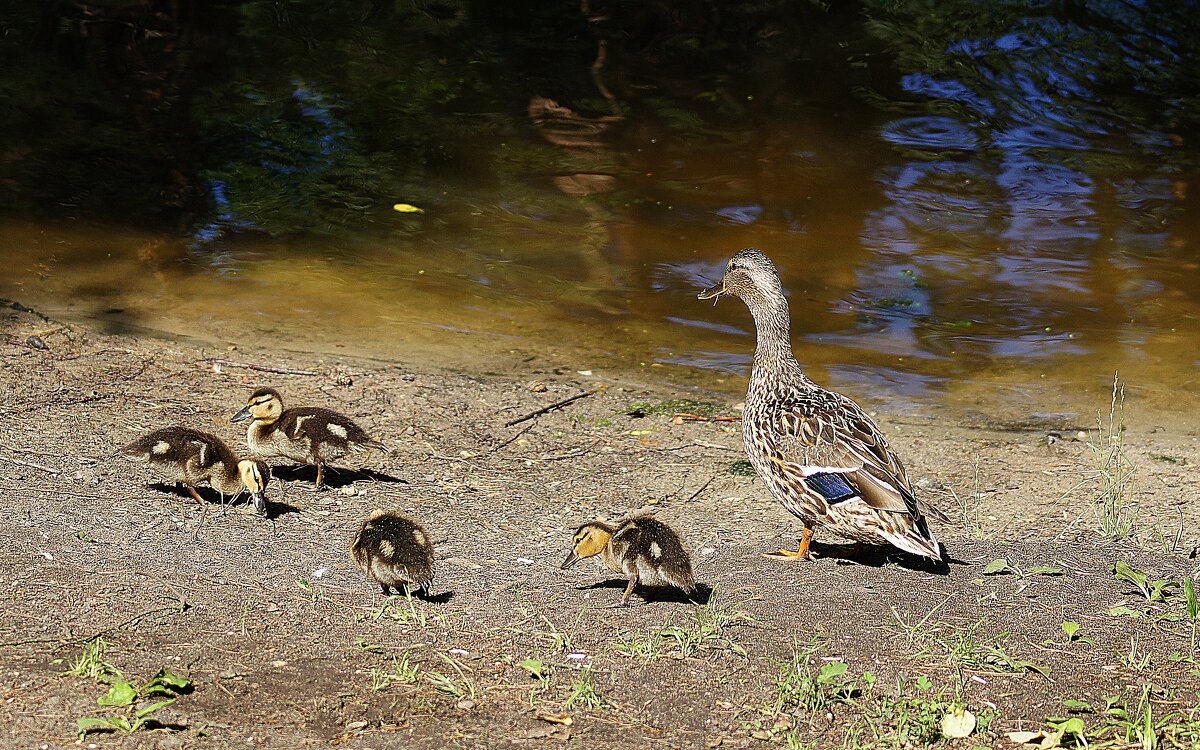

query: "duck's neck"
xmin=212 ymin=461 xmax=244 ymax=496
xmin=745 ymin=290 xmax=802 ymax=380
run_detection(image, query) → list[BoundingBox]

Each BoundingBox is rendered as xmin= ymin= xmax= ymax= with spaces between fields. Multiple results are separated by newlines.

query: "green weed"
xmin=615 ymin=587 xmax=755 ymax=660
xmin=626 ymin=399 xmax=722 ymax=418
xmin=76 ymin=668 xmax=191 ymax=738
xmin=1089 ymin=374 xmax=1138 ymax=540
xmin=57 ymin=638 xmax=120 ymax=682
xmin=370 ymin=653 xmax=420 ymax=691
xmin=564 ymin=668 xmax=604 ymax=710
xmin=425 ymin=653 xmax=476 ymax=700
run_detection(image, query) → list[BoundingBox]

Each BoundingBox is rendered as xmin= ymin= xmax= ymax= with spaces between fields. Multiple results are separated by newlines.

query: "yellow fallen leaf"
xmin=392 ymin=203 xmax=425 ymax=213
xmin=941 ymin=708 xmax=976 ymax=739
xmin=535 ymin=713 xmax=573 ymax=726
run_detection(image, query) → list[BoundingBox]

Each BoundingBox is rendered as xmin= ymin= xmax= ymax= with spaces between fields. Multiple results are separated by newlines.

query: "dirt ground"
xmin=2 ymin=302 xmax=1200 ymax=749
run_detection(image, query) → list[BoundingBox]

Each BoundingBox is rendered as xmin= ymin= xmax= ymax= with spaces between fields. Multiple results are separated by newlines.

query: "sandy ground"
xmin=2 ymin=302 xmax=1200 ymax=749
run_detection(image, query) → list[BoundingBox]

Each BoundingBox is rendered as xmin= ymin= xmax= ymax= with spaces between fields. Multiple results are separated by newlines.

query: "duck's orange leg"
xmin=766 ymin=524 xmax=816 ymax=560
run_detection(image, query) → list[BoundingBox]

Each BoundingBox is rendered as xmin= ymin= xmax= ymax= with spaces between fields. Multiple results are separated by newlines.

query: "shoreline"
xmin=2 ymin=300 xmax=1199 ymax=748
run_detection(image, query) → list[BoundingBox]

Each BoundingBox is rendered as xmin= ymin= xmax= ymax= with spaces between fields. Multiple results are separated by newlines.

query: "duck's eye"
xmin=729 ymin=262 xmax=739 ymax=272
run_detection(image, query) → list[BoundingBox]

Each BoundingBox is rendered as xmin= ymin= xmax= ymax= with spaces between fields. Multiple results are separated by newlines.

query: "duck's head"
xmin=698 ymin=248 xmax=785 ymax=304
xmin=237 ymin=459 xmax=270 ymax=516
xmin=561 ymin=521 xmax=615 ymax=569
xmin=232 ymin=387 xmax=283 ymax=425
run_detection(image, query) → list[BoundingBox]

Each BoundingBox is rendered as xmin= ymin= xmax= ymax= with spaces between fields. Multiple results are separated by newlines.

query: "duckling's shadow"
xmin=271 ymin=465 xmax=406 ymax=488
xmin=380 ymin=590 xmax=455 ymax=604
xmin=577 ymin=580 xmax=713 ymax=606
xmin=147 ymin=483 xmax=300 ymax=520
xmin=809 ymin=540 xmax=953 ymax=575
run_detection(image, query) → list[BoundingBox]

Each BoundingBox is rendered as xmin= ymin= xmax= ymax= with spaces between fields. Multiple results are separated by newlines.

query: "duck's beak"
xmin=231 ymin=406 xmax=252 ymax=424
xmin=698 ymin=280 xmax=726 ymax=301
xmin=561 ymin=550 xmax=581 ymax=570
xmin=250 ymin=490 xmax=267 ymax=517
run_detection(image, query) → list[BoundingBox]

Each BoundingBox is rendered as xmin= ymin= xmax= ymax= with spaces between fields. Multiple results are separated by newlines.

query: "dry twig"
xmin=503 ymin=390 xmax=597 ymax=427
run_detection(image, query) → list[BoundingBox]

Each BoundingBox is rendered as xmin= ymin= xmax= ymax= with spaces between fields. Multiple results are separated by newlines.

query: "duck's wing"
xmin=765 ymin=393 xmax=947 ymax=523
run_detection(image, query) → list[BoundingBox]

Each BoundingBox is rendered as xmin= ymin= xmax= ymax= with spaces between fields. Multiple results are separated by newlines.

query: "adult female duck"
xmin=699 ymin=248 xmax=947 ymax=561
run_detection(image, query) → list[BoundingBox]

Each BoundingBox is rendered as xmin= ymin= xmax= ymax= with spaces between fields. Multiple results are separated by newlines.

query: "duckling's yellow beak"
xmin=698 ymin=280 xmax=726 ymax=301
xmin=231 ymin=406 xmax=252 ymax=424
xmin=561 ymin=550 xmax=582 ymax=570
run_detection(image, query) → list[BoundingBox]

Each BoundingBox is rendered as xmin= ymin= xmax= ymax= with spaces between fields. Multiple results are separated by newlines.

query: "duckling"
xmin=350 ymin=510 xmax=435 ymax=595
xmin=231 ymin=387 xmax=387 ymax=489
xmin=562 ymin=514 xmax=697 ymax=606
xmin=120 ymin=426 xmax=269 ymax=516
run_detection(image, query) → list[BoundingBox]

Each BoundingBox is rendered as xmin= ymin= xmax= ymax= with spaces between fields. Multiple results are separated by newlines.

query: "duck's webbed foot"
xmin=765 ymin=525 xmax=816 ymax=561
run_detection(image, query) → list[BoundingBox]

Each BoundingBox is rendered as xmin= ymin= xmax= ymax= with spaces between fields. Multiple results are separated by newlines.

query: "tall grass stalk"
xmin=1090 ymin=373 xmax=1137 ymax=540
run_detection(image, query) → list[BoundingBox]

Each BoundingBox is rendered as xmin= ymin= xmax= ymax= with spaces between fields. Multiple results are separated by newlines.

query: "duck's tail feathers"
xmin=884 ymin=527 xmax=943 ymax=561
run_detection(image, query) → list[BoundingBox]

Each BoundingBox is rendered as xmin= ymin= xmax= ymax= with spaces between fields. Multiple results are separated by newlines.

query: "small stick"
xmin=0 ymin=453 xmax=60 ymax=475
xmin=201 ymin=359 xmax=320 ymax=377
xmin=490 ymin=422 xmax=535 ymax=454
xmin=671 ymin=413 xmax=741 ymax=423
xmin=504 ymin=390 xmax=597 ymax=428
xmin=692 ymin=440 xmax=738 ymax=452
xmin=686 ymin=475 xmax=715 ymax=502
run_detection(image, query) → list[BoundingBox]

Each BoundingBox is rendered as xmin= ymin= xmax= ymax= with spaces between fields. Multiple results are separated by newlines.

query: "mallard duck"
xmin=699 ymin=248 xmax=948 ymax=561
xmin=350 ymin=510 xmax=435 ymax=595
xmin=561 ymin=515 xmax=697 ymax=606
xmin=231 ymin=387 xmax=387 ymax=489
xmin=120 ymin=426 xmax=269 ymax=516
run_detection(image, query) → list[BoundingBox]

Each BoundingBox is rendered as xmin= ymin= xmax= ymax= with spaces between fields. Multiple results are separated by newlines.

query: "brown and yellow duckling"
xmin=350 ymin=510 xmax=435 ymax=595
xmin=562 ymin=515 xmax=697 ymax=607
xmin=120 ymin=426 xmax=269 ymax=516
xmin=231 ymin=387 xmax=387 ymax=489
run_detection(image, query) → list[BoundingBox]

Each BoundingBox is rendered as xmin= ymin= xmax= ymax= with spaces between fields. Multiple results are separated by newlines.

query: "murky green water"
xmin=3 ymin=2 xmax=1199 ymax=425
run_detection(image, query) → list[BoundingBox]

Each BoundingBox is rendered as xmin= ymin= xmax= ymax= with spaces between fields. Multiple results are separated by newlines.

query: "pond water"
xmin=2 ymin=2 xmax=1198 ymax=426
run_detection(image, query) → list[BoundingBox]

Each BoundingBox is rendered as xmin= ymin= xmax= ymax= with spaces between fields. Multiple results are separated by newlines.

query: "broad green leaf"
xmin=818 ymin=662 xmax=848 ymax=682
xmin=915 ymin=676 xmax=933 ymax=691
xmin=1186 ymin=578 xmax=1197 ymax=621
xmin=1014 ymin=660 xmax=1051 ymax=677
xmin=1063 ymin=699 xmax=1093 ymax=712
xmin=156 ymin=667 xmax=190 ymax=691
xmin=97 ymin=680 xmax=136 ymax=707
xmin=1026 ymin=566 xmax=1063 ymax=576
xmin=144 ymin=667 xmax=191 ymax=694
xmin=517 ymin=659 xmax=545 ymax=679
xmin=1106 ymin=605 xmax=1143 ymax=618
xmin=135 ymin=698 xmax=176 ymax=718
xmin=1050 ymin=716 xmax=1086 ymax=740
xmin=1061 ymin=621 xmax=1080 ymax=639
xmin=1148 ymin=579 xmax=1174 ymax=602
xmin=983 ymin=558 xmax=1012 ymax=575
xmin=1113 ymin=562 xmax=1150 ymax=597
xmin=77 ymin=717 xmax=120 ymax=736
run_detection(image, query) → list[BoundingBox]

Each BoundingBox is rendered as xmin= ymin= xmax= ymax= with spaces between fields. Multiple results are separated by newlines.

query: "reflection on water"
xmin=2 ymin=1 xmax=1200 ymax=425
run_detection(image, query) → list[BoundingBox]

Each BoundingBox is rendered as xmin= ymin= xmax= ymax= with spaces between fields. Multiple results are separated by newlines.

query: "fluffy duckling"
xmin=121 ymin=426 xmax=269 ymax=515
xmin=562 ymin=515 xmax=697 ymax=606
xmin=350 ymin=510 xmax=435 ymax=595
xmin=231 ymin=387 xmax=387 ymax=489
